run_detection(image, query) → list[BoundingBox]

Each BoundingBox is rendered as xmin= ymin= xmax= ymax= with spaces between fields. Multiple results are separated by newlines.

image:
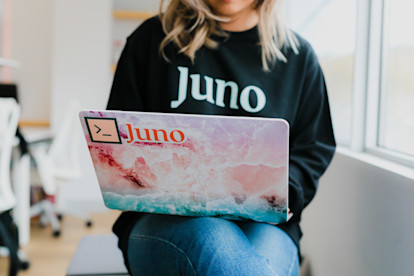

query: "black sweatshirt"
xmin=107 ymin=16 xmax=336 ymax=263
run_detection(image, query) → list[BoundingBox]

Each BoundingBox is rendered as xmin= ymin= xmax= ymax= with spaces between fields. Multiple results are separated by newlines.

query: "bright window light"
xmin=378 ymin=0 xmax=414 ymax=157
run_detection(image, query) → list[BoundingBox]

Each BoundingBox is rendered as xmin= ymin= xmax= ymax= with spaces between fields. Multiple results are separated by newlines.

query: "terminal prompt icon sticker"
xmin=84 ymin=117 xmax=122 ymax=144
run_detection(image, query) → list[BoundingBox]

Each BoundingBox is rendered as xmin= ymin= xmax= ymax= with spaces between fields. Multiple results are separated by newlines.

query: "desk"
xmin=12 ymin=126 xmax=53 ymax=246
xmin=19 ymin=126 xmax=53 ymax=144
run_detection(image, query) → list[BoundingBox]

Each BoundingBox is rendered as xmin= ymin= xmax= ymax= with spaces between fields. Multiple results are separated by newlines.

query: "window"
xmin=287 ymin=0 xmax=357 ymax=146
xmin=288 ymin=0 xmax=414 ymax=167
xmin=378 ymin=0 xmax=414 ymax=157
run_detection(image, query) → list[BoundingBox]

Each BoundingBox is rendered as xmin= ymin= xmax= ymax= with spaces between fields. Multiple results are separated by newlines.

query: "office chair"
xmin=0 ymin=98 xmax=30 ymax=276
xmin=30 ymin=102 xmax=92 ymax=237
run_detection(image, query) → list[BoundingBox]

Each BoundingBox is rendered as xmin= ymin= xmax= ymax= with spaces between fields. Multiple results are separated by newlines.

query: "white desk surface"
xmin=19 ymin=126 xmax=54 ymax=143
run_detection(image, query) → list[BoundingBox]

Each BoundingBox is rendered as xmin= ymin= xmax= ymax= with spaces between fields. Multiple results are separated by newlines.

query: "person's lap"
xmin=127 ymin=214 xmax=299 ymax=276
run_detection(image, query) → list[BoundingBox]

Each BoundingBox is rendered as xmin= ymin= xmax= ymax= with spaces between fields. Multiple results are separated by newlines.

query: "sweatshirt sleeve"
xmin=288 ymin=49 xmax=336 ymax=221
xmin=106 ymin=21 xmax=153 ymax=111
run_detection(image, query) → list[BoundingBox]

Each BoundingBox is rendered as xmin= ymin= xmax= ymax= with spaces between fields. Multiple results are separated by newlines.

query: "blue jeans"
xmin=127 ymin=214 xmax=299 ymax=276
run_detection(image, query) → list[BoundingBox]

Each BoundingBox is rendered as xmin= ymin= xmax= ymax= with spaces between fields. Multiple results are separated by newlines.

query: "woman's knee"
xmin=130 ymin=215 xmax=245 ymax=250
xmin=236 ymin=221 xmax=299 ymax=275
xmin=128 ymin=233 xmax=197 ymax=275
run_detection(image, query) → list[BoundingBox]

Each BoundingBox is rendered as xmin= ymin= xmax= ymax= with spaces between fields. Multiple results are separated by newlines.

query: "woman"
xmin=108 ymin=0 xmax=336 ymax=275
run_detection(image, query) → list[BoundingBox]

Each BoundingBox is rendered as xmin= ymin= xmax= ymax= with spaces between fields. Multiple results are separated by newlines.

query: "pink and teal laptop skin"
xmin=79 ymin=110 xmax=289 ymax=224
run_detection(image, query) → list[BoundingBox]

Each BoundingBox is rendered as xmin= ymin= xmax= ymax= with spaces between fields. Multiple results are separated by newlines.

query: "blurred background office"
xmin=1 ymin=0 xmax=414 ymax=275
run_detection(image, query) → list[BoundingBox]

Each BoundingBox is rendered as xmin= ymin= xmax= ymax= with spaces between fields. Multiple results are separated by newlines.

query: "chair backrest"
xmin=0 ymin=98 xmax=20 ymax=212
xmin=48 ymin=101 xmax=82 ymax=179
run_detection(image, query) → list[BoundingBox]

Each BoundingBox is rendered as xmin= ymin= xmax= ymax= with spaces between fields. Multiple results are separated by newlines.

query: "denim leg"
xmin=236 ymin=221 xmax=299 ymax=276
xmin=127 ymin=214 xmax=277 ymax=276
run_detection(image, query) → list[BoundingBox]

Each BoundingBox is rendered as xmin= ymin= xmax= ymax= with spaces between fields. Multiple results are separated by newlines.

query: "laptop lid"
xmin=79 ymin=110 xmax=289 ymax=224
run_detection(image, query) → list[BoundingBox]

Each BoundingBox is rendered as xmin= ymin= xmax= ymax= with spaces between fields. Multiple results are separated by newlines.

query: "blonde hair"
xmin=159 ymin=0 xmax=299 ymax=72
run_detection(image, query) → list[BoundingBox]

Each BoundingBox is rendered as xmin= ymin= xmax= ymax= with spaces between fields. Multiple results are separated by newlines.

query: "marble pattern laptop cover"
xmin=79 ymin=111 xmax=289 ymax=224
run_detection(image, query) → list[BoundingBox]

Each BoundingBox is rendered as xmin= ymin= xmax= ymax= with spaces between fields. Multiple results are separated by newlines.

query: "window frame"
xmin=354 ymin=0 xmax=414 ymax=168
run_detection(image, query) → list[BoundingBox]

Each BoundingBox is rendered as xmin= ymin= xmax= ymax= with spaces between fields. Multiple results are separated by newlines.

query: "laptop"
xmin=79 ymin=110 xmax=289 ymax=224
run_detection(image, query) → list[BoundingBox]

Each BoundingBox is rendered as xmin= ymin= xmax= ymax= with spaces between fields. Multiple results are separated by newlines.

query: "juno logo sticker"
xmin=125 ymin=124 xmax=186 ymax=144
xmin=85 ymin=117 xmax=186 ymax=145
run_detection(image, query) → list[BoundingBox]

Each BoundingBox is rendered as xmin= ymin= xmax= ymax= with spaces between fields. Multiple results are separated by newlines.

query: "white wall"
xmin=301 ymin=150 xmax=414 ymax=276
xmin=10 ymin=0 xmax=53 ymax=121
xmin=51 ymin=0 xmax=113 ymax=127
